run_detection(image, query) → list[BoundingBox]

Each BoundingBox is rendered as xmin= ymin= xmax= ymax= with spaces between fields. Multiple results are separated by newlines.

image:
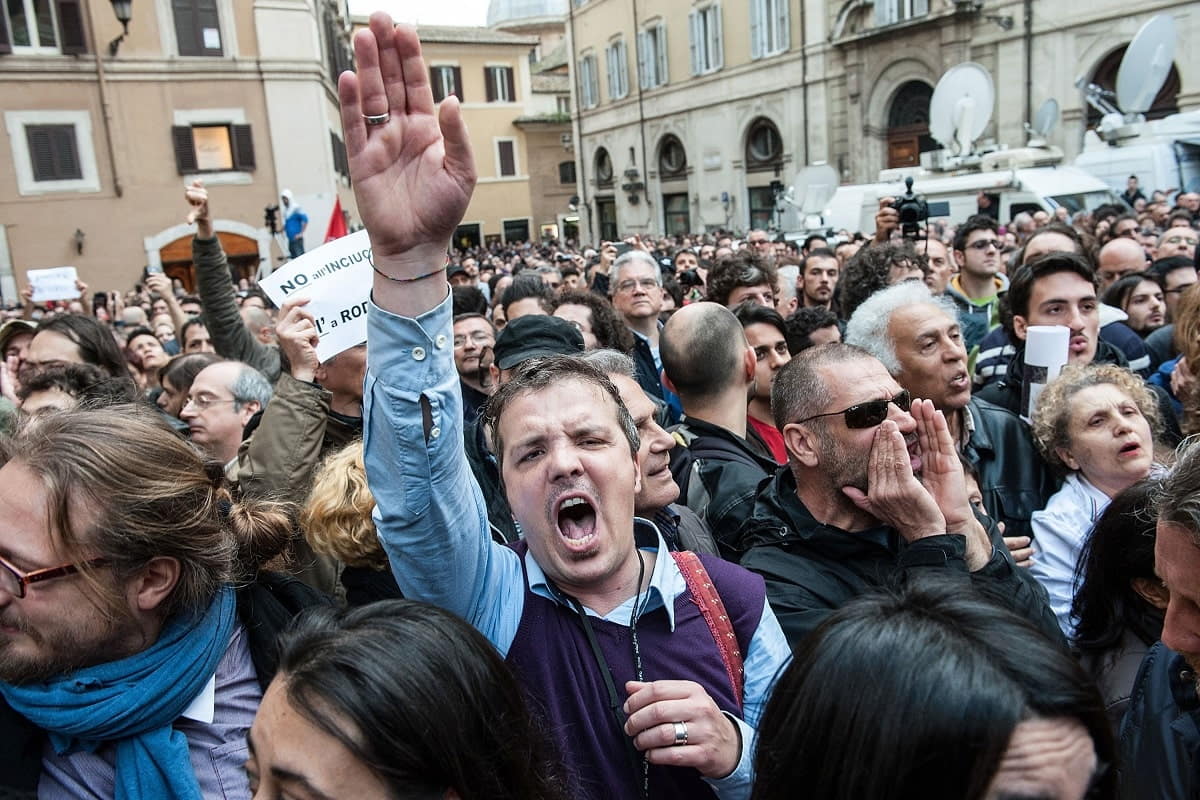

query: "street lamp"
xmin=108 ymin=0 xmax=133 ymax=57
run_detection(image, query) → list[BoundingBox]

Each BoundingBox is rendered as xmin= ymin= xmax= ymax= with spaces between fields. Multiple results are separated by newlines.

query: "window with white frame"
xmin=0 ymin=0 xmax=88 ymax=54
xmin=637 ymin=23 xmax=668 ymax=89
xmin=431 ymin=65 xmax=462 ymax=102
xmin=578 ymin=53 xmax=599 ymax=109
xmin=750 ymin=0 xmax=789 ymax=59
xmin=688 ymin=4 xmax=723 ymax=76
xmin=4 ymin=110 xmax=100 ymax=196
xmin=875 ymin=0 xmax=929 ymax=26
xmin=485 ymin=65 xmax=516 ymax=102
xmin=606 ymin=39 xmax=629 ymax=101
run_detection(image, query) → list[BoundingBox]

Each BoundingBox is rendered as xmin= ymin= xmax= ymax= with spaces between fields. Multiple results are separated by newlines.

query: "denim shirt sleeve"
xmin=703 ymin=597 xmax=790 ymax=800
xmin=364 ymin=290 xmax=525 ymax=653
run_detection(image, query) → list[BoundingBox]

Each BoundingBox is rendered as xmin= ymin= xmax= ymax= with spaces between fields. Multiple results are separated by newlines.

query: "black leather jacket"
xmin=961 ymin=397 xmax=1058 ymax=542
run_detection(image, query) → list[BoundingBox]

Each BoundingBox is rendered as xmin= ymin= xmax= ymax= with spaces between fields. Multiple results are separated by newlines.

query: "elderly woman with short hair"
xmin=1029 ymin=363 xmax=1161 ymax=636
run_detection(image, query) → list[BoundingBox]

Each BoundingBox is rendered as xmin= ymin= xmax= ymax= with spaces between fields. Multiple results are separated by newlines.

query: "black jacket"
xmin=962 ymin=397 xmax=1058 ymax=541
xmin=976 ymin=339 xmax=1182 ymax=446
xmin=0 ymin=573 xmax=328 ymax=796
xmin=668 ymin=416 xmax=777 ymax=558
xmin=463 ymin=417 xmax=520 ymax=543
xmin=1119 ymin=642 xmax=1200 ymax=798
xmin=730 ymin=469 xmax=1062 ymax=649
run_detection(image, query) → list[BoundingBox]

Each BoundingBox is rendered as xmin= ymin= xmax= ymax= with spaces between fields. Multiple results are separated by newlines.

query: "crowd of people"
xmin=3 ymin=11 xmax=1200 ymax=799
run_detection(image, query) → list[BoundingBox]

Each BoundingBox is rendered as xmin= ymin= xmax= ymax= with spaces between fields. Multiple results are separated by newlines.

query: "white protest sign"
xmin=27 ymin=267 xmax=81 ymax=302
xmin=259 ymin=229 xmax=373 ymax=362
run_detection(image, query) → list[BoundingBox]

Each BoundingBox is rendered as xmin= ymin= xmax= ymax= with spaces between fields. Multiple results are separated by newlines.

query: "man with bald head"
xmin=1097 ymin=236 xmax=1149 ymax=291
xmin=660 ymin=302 xmax=778 ymax=552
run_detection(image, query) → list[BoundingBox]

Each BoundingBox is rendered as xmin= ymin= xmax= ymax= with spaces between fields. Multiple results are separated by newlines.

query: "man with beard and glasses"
xmin=721 ymin=343 xmax=1059 ymax=649
xmin=346 ymin=15 xmax=788 ymax=799
xmin=0 ymin=408 xmax=322 ymax=798
xmin=1120 ymin=439 xmax=1200 ymax=796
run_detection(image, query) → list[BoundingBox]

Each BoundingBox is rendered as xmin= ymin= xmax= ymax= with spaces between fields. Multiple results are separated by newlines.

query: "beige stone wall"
xmin=420 ymin=36 xmax=544 ymax=240
xmin=523 ymin=124 xmax=577 ymax=237
xmin=567 ymin=0 xmax=1200 ymax=242
xmin=0 ymin=1 xmax=355 ymax=298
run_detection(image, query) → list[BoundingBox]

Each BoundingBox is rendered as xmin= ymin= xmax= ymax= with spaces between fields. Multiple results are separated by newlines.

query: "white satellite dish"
xmin=1032 ymin=98 xmax=1060 ymax=137
xmin=790 ymin=164 xmax=840 ymax=215
xmin=1116 ymin=14 xmax=1176 ymax=115
xmin=929 ymin=63 xmax=995 ymax=156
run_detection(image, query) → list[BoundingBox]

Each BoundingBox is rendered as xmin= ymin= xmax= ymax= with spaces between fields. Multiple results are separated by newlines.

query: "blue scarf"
xmin=1 ymin=585 xmax=237 ymax=800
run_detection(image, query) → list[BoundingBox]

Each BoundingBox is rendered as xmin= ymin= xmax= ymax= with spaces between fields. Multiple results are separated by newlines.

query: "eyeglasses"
xmin=183 ymin=395 xmax=236 ymax=411
xmin=966 ymin=239 xmax=1002 ymax=251
xmin=615 ymin=278 xmax=660 ymax=293
xmin=1164 ymin=236 xmax=1199 ymax=247
xmin=454 ymin=331 xmax=494 ymax=348
xmin=1166 ymin=282 xmax=1197 ymax=296
xmin=795 ymin=390 xmax=912 ymax=429
xmin=0 ymin=553 xmax=108 ymax=599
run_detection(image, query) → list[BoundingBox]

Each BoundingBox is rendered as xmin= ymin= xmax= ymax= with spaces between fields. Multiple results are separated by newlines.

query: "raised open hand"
xmin=337 ymin=13 xmax=477 ymax=275
xmin=911 ymin=398 xmax=992 ymax=570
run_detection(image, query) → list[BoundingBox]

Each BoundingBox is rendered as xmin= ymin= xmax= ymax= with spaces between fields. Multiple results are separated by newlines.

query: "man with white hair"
xmin=845 ymin=281 xmax=1055 ymax=542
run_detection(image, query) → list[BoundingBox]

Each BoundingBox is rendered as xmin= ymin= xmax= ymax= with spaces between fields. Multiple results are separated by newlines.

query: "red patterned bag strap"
xmin=671 ymin=551 xmax=744 ymax=711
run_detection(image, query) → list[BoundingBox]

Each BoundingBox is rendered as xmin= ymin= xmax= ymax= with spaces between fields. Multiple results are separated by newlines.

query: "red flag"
xmin=324 ymin=196 xmax=348 ymax=242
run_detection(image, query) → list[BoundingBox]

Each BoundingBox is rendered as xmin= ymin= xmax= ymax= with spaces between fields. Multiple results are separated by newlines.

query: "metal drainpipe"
xmin=1023 ymin=0 xmax=1033 ymax=129
xmin=87 ymin=2 xmax=124 ymax=198
xmin=567 ymin=1 xmax=591 ymax=240
xmin=799 ymin=0 xmax=809 ymax=164
xmin=631 ymin=0 xmax=653 ymax=231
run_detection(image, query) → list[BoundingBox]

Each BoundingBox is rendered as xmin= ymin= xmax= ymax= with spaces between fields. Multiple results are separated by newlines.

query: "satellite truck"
xmin=779 ymin=60 xmax=1120 ymax=239
xmin=1073 ymin=15 xmax=1200 ymax=198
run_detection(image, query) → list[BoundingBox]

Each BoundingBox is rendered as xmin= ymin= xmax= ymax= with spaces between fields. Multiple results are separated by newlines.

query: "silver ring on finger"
xmin=672 ymin=721 xmax=688 ymax=746
xmin=362 ymin=112 xmax=390 ymax=126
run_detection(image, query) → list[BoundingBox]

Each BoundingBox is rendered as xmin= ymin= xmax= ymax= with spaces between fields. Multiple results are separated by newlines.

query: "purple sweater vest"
xmin=505 ymin=541 xmax=767 ymax=800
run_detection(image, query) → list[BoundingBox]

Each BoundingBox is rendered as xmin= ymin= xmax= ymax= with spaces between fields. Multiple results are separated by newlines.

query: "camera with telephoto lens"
xmin=890 ymin=176 xmax=929 ymax=240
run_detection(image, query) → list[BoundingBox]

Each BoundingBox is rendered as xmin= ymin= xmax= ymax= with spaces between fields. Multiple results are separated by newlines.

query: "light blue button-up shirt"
xmin=364 ymin=289 xmax=790 ymax=799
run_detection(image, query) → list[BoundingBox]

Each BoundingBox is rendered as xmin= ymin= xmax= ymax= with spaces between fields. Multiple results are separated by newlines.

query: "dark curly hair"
xmin=551 ymin=291 xmax=635 ymax=353
xmin=706 ymin=251 xmax=779 ymax=307
xmin=837 ymin=243 xmax=928 ymax=319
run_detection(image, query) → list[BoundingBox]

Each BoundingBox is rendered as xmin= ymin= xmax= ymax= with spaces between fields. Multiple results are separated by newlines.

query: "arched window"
xmin=886 ymin=80 xmax=936 ymax=168
xmin=745 ymin=117 xmax=783 ymax=172
xmin=658 ymin=135 xmax=687 ymax=179
xmin=1085 ymin=45 xmax=1180 ymax=128
xmin=594 ymin=148 xmax=614 ymax=188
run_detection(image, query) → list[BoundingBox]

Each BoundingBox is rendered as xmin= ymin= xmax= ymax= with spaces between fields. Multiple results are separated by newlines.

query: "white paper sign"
xmin=259 ymin=230 xmax=373 ymax=362
xmin=27 ymin=267 xmax=81 ymax=302
xmin=1022 ymin=325 xmax=1070 ymax=421
xmin=203 ymin=27 xmax=221 ymax=49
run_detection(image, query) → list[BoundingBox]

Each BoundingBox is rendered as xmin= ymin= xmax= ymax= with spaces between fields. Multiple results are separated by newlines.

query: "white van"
xmin=1074 ymin=111 xmax=1200 ymax=198
xmin=822 ymin=152 xmax=1119 ymax=234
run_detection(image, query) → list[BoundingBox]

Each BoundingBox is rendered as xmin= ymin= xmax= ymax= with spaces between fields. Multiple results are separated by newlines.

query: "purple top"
xmin=506 ymin=542 xmax=766 ymax=800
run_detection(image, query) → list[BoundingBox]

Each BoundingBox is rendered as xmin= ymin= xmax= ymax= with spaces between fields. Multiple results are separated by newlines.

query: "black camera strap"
xmin=562 ymin=548 xmax=649 ymax=799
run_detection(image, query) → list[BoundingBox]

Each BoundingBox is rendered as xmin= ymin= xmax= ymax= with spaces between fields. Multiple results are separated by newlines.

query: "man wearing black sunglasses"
xmin=724 ymin=342 xmax=1060 ymax=649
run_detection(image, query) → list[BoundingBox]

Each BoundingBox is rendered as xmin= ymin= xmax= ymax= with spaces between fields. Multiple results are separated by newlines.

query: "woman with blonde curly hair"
xmin=301 ymin=440 xmax=401 ymax=605
xmin=1029 ymin=364 xmax=1160 ymax=636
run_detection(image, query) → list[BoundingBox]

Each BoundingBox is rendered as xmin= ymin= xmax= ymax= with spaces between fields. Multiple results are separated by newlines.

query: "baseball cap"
xmin=492 ymin=315 xmax=585 ymax=370
xmin=447 ymin=265 xmax=469 ymax=280
xmin=0 ymin=319 xmax=36 ymax=357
